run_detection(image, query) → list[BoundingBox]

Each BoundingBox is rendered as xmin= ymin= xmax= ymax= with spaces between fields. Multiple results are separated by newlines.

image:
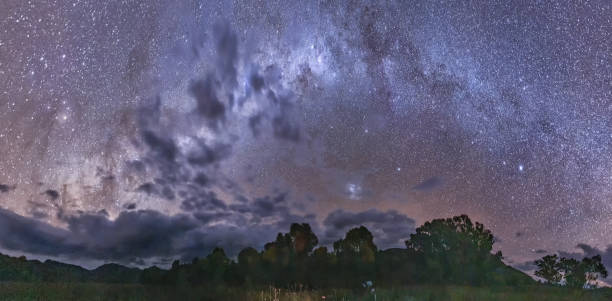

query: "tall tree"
xmin=405 ymin=214 xmax=496 ymax=284
xmin=333 ymin=226 xmax=377 ymax=287
xmin=289 ymin=223 xmax=318 ymax=257
xmin=261 ymin=223 xmax=318 ymax=287
xmin=559 ymin=255 xmax=608 ymax=288
xmin=535 ymin=254 xmax=608 ymax=288
xmin=582 ymin=255 xmax=608 ymax=288
xmin=237 ymin=247 xmax=262 ymax=286
xmin=333 ymin=226 xmax=378 ymax=260
xmin=534 ymin=254 xmax=562 ymax=285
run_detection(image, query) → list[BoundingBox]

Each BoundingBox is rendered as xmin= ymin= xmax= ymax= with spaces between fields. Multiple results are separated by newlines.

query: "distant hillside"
xmin=0 ymin=253 xmax=143 ymax=283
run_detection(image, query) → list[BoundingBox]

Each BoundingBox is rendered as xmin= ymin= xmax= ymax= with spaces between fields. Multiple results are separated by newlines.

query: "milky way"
xmin=0 ymin=0 xmax=611 ymax=280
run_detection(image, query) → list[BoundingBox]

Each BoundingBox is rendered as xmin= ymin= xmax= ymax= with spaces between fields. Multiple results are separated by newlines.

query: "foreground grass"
xmin=0 ymin=282 xmax=611 ymax=301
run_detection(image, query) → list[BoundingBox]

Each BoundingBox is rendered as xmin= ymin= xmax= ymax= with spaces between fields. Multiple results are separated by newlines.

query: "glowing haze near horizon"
xmin=0 ymin=0 xmax=611 ymax=280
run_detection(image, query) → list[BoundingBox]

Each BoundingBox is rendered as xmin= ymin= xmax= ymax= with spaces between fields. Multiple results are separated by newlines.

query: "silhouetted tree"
xmin=334 ymin=226 xmax=378 ymax=259
xmin=262 ymin=232 xmax=294 ymax=286
xmin=290 ymin=223 xmax=318 ymax=257
xmin=206 ymin=247 xmax=231 ymax=284
xmin=535 ymin=254 xmax=608 ymax=288
xmin=309 ymin=246 xmax=334 ymax=288
xmin=238 ymin=247 xmax=261 ymax=268
xmin=260 ymin=223 xmax=319 ymax=287
xmin=560 ymin=255 xmax=608 ymax=288
xmin=238 ymin=247 xmax=263 ymax=287
xmin=405 ymin=214 xmax=496 ymax=284
xmin=289 ymin=223 xmax=318 ymax=286
xmin=333 ymin=226 xmax=377 ymax=287
xmin=534 ymin=254 xmax=562 ymax=285
xmin=581 ymin=255 xmax=608 ymax=288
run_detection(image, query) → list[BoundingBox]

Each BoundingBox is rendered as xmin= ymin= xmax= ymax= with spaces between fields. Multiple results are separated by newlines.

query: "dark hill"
xmin=0 ymin=253 xmax=142 ymax=283
xmin=91 ymin=263 xmax=142 ymax=283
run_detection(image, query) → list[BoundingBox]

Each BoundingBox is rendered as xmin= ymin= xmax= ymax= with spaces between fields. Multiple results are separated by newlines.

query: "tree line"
xmin=534 ymin=254 xmax=607 ymax=288
xmin=142 ymin=214 xmax=608 ymax=289
xmin=0 ymin=214 xmax=606 ymax=290
xmin=141 ymin=215 xmax=529 ymax=288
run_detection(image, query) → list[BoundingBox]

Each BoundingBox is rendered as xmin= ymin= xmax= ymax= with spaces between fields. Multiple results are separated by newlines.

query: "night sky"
xmin=1 ymin=0 xmax=611 ymax=281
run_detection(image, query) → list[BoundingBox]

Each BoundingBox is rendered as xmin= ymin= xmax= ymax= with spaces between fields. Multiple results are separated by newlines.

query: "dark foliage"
xmin=535 ymin=253 xmax=608 ymax=288
xmin=405 ymin=214 xmax=501 ymax=285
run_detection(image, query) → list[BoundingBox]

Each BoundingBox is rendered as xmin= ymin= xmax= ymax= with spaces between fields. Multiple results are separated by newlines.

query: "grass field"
xmin=0 ymin=282 xmax=611 ymax=301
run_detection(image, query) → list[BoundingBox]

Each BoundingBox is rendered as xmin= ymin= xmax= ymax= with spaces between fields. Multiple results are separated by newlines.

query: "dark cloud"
xmin=532 ymin=249 xmax=547 ymax=254
xmin=192 ymin=211 xmax=231 ymax=224
xmin=575 ymin=243 xmax=606 ymax=258
xmin=136 ymin=182 xmax=175 ymax=201
xmin=27 ymin=200 xmax=50 ymax=219
xmin=160 ymin=186 xmax=175 ymax=200
xmin=560 ymin=244 xmax=612 ymax=268
xmin=141 ymin=130 xmax=178 ymax=163
xmin=124 ymin=160 xmax=146 ymax=174
xmin=229 ymin=193 xmax=291 ymax=220
xmin=0 ymin=196 xmax=318 ymax=264
xmin=251 ymin=194 xmax=289 ymax=217
xmin=0 ymin=184 xmax=15 ymax=193
xmin=0 ymin=207 xmax=80 ymax=256
xmin=181 ymin=191 xmax=227 ymax=212
xmin=62 ymin=210 xmax=199 ymax=260
xmin=247 ymin=88 xmax=301 ymax=142
xmin=192 ymin=173 xmax=209 ymax=187
xmin=95 ymin=167 xmax=116 ymax=181
xmin=136 ymin=182 xmax=156 ymax=195
xmin=101 ymin=175 xmax=115 ymax=181
xmin=272 ymin=114 xmax=300 ymax=142
xmin=185 ymin=139 xmax=231 ymax=167
xmin=177 ymin=224 xmax=278 ymax=262
xmin=189 ymin=75 xmax=226 ymax=126
xmin=124 ymin=203 xmax=137 ymax=210
xmin=44 ymin=189 xmax=60 ymax=200
xmin=412 ymin=176 xmax=443 ymax=191
xmin=267 ymin=91 xmax=300 ymax=142
xmin=179 ymin=192 xmax=317 ymax=260
xmin=322 ymin=209 xmax=415 ymax=249
xmin=249 ymin=72 xmax=265 ymax=92
xmin=0 ymin=208 xmax=201 ymax=262
xmin=248 ymin=113 xmax=264 ymax=137
xmin=212 ymin=22 xmax=238 ymax=86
